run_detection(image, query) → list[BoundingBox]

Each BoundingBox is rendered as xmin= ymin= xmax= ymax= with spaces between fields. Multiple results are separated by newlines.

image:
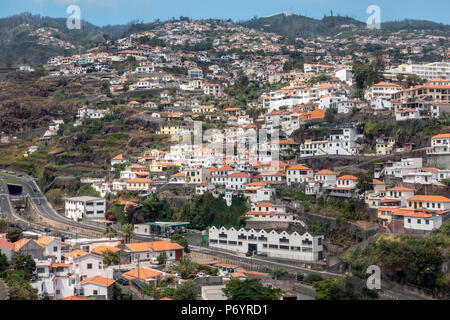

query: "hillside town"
xmin=0 ymin=10 xmax=449 ymax=302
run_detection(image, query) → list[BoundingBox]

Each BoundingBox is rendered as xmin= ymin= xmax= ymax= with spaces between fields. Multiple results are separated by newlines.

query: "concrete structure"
xmin=208 ymin=226 xmax=324 ymax=261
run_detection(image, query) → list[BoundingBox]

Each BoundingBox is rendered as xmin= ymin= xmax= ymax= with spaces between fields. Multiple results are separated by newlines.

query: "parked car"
xmin=117 ymin=277 xmax=129 ymax=286
xmin=256 ymin=252 xmax=268 ymax=257
xmin=44 ymin=228 xmax=52 ymax=233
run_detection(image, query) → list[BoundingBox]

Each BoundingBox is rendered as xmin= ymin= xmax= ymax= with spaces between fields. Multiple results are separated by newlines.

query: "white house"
xmin=427 ymin=133 xmax=450 ymax=155
xmin=286 ymin=164 xmax=314 ymax=186
xmin=328 ymin=127 xmax=359 ymax=155
xmin=395 ymin=109 xmax=420 ymax=121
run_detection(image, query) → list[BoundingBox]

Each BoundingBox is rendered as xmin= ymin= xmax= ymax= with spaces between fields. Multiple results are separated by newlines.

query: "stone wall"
xmin=426 ymin=154 xmax=450 ymax=170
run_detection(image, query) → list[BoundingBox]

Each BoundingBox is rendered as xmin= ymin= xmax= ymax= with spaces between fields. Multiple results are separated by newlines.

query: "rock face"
xmin=0 ymin=78 xmax=73 ymax=134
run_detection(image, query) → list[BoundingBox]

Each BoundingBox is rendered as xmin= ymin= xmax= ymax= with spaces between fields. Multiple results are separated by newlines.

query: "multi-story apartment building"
xmin=328 ymin=127 xmax=359 ymax=155
xmin=64 ymin=196 xmax=106 ymax=221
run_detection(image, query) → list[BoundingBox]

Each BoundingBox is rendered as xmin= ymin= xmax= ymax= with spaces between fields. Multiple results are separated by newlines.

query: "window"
xmin=87 ymin=263 xmax=92 ymax=269
xmin=53 ymin=246 xmax=58 ymax=252
xmin=417 ymin=219 xmax=421 ymax=224
xmin=426 ymin=220 xmax=430 ymax=225
xmin=93 ymin=290 xmax=98 ymax=295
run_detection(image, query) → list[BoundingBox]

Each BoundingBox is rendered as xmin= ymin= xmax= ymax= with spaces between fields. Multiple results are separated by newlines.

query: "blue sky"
xmin=1 ymin=0 xmax=449 ymax=26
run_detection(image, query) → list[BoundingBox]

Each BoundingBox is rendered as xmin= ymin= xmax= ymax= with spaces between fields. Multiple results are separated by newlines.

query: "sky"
xmin=1 ymin=0 xmax=449 ymax=26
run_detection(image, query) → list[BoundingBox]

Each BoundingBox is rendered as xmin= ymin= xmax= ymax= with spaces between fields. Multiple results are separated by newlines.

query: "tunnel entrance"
xmin=7 ymin=183 xmax=22 ymax=196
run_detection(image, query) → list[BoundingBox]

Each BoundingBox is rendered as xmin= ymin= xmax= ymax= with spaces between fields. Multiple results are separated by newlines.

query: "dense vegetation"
xmin=346 ymin=222 xmax=450 ymax=295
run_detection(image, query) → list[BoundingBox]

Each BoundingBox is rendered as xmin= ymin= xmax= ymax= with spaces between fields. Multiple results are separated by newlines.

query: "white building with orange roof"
xmin=78 ymin=276 xmax=116 ymax=300
xmin=385 ymin=186 xmax=415 ymax=207
xmin=110 ymin=153 xmax=128 ymax=167
xmin=119 ymin=241 xmax=183 ymax=264
xmin=243 ymin=182 xmax=275 ymax=203
xmin=226 ymin=172 xmax=251 ymax=191
xmin=395 ymin=108 xmax=420 ymax=121
xmin=406 ymin=195 xmax=450 ymax=212
xmin=126 ymin=177 xmax=153 ymax=192
xmin=37 ymin=235 xmax=71 ymax=263
xmin=326 ymin=175 xmax=359 ymax=198
xmin=286 ymin=164 xmax=314 ymax=186
xmin=169 ymin=172 xmax=186 ymax=184
xmin=427 ymin=133 xmax=450 ymax=155
xmin=365 ymin=81 xmax=402 ymax=100
xmin=256 ymin=171 xmax=286 ymax=184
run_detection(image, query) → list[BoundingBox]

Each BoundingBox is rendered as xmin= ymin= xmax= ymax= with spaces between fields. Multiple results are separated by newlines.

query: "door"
xmin=248 ymin=243 xmax=257 ymax=252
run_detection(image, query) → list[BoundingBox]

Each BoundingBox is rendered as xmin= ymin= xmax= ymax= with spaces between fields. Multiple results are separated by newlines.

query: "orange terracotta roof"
xmin=372 ymin=179 xmax=385 ymax=185
xmin=387 ymin=187 xmax=414 ymax=192
xmin=127 ymin=178 xmax=152 ymax=183
xmin=91 ymin=245 xmax=121 ymax=255
xmin=0 ymin=239 xmax=15 ymax=250
xmin=64 ymin=249 xmax=90 ymax=259
xmin=112 ymin=154 xmax=123 ymax=160
xmin=407 ymin=195 xmax=450 ymax=203
xmin=337 ymin=175 xmax=358 ymax=180
xmin=372 ymin=81 xmax=401 ymax=87
xmin=80 ymin=276 xmax=115 ymax=287
xmin=431 ymin=133 xmax=450 ymax=139
xmin=37 ymin=235 xmax=57 ymax=246
xmin=230 ymin=272 xmax=246 ymax=278
xmin=316 ymin=169 xmax=335 ymax=175
xmin=147 ymin=240 xmax=184 ymax=252
xmin=60 ymin=296 xmax=89 ymax=300
xmin=288 ymin=164 xmax=311 ymax=170
xmin=122 ymin=267 xmax=162 ymax=281
xmin=229 ymin=172 xmax=250 ymax=178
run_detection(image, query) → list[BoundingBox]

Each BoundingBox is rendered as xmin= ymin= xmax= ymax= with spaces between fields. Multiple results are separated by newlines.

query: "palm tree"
xmin=121 ymin=224 xmax=135 ymax=243
xmin=104 ymin=226 xmax=117 ymax=240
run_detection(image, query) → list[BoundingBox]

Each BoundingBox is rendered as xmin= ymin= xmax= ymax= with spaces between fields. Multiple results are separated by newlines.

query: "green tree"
xmin=222 ymin=279 xmax=281 ymax=300
xmin=168 ymin=256 xmax=196 ymax=279
xmin=313 ymin=276 xmax=378 ymax=300
xmin=170 ymin=234 xmax=189 ymax=253
xmin=272 ymin=268 xmax=288 ymax=280
xmin=0 ymin=220 xmax=8 ymax=232
xmin=3 ymin=270 xmax=39 ymax=300
xmin=12 ymin=254 xmax=36 ymax=275
xmin=6 ymin=227 xmax=22 ymax=242
xmin=102 ymin=249 xmax=121 ymax=268
xmin=121 ymin=224 xmax=135 ymax=243
xmin=104 ymin=226 xmax=118 ymax=240
xmin=0 ymin=252 xmax=8 ymax=271
xmin=173 ymin=280 xmax=197 ymax=300
xmin=303 ymin=273 xmax=324 ymax=284
xmin=157 ymin=252 xmax=168 ymax=265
